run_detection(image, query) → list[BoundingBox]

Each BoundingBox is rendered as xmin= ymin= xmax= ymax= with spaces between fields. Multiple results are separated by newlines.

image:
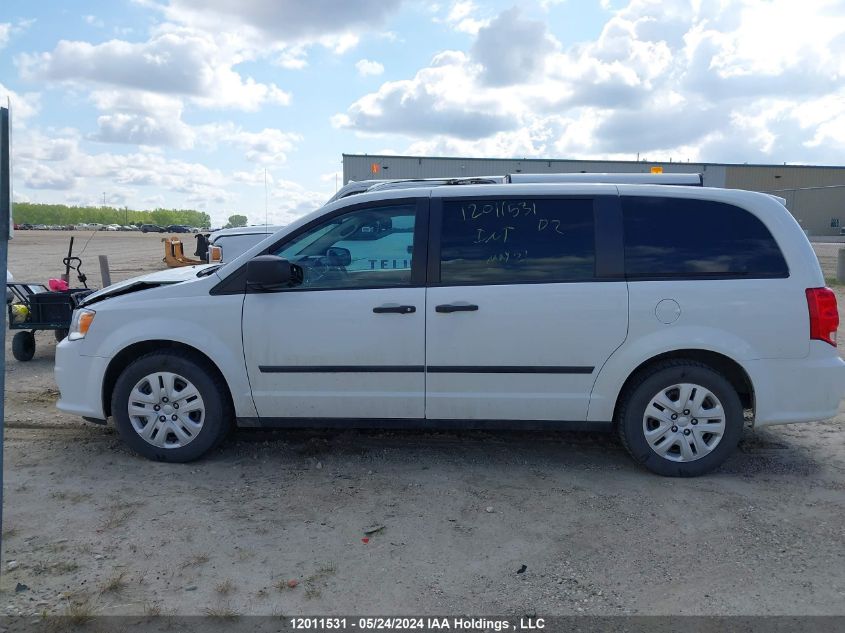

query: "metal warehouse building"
xmin=343 ymin=154 xmax=845 ymax=236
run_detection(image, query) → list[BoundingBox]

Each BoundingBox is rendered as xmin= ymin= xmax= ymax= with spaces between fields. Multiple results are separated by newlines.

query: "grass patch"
xmin=33 ymin=560 xmax=79 ymax=576
xmin=63 ymin=594 xmax=96 ymax=624
xmin=301 ymin=562 xmax=336 ymax=600
xmin=143 ymin=602 xmax=162 ymax=617
xmin=204 ymin=604 xmax=239 ymax=620
xmin=51 ymin=491 xmax=93 ymax=504
xmin=215 ymin=579 xmax=235 ymax=595
xmin=100 ymin=502 xmax=142 ymax=530
xmin=180 ymin=554 xmax=210 ymax=568
xmin=100 ymin=571 xmax=128 ymax=594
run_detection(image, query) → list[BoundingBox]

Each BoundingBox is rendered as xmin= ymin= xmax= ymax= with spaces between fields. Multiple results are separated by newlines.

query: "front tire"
xmin=111 ymin=350 xmax=232 ymax=462
xmin=617 ymin=360 xmax=743 ymax=477
xmin=12 ymin=331 xmax=36 ymax=361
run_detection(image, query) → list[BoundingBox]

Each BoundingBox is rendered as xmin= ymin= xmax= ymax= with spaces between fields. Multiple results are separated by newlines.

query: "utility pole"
xmin=102 ymin=192 xmax=106 ymax=207
xmin=1 ymin=105 xmax=12 ymax=544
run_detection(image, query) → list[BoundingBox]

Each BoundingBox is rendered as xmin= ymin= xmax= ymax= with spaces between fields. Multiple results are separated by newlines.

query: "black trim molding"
xmin=259 ymin=365 xmax=424 ymax=373
xmin=258 ymin=365 xmax=594 ymax=374
xmin=427 ymin=365 xmax=594 ymax=374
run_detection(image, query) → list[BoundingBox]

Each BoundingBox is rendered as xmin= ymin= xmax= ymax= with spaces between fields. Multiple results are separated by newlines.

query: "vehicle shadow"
xmin=222 ymin=423 xmax=823 ymax=478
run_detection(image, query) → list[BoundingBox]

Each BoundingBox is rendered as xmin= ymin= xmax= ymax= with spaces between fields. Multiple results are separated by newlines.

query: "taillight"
xmin=806 ymin=287 xmax=839 ymax=347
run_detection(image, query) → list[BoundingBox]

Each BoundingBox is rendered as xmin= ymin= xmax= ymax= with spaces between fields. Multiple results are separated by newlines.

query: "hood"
xmin=80 ymin=264 xmax=216 ymax=307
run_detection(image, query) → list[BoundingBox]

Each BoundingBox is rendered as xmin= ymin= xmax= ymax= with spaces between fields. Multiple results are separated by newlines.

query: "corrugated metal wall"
xmin=342 ymin=154 xmax=845 ymax=235
xmin=343 ymin=154 xmax=717 ymax=182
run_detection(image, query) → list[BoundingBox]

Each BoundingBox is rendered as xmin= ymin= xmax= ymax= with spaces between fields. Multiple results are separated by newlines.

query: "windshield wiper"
xmin=196 ymin=264 xmax=222 ymax=277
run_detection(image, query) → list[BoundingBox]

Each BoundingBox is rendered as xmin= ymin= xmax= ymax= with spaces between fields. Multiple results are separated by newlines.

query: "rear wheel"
xmin=111 ymin=350 xmax=232 ymax=462
xmin=12 ymin=331 xmax=35 ymax=361
xmin=617 ymin=360 xmax=743 ymax=477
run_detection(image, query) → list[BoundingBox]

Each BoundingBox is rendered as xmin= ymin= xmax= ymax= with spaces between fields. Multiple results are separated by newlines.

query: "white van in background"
xmin=207 ymin=225 xmax=284 ymax=263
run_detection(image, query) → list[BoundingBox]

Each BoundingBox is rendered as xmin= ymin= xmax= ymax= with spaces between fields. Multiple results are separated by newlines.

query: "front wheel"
xmin=111 ymin=351 xmax=233 ymax=462
xmin=617 ymin=360 xmax=743 ymax=477
xmin=12 ymin=331 xmax=35 ymax=361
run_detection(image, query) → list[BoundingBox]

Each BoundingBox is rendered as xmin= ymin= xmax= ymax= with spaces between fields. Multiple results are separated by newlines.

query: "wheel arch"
xmin=611 ymin=349 xmax=755 ymax=424
xmin=102 ymin=340 xmax=234 ymax=419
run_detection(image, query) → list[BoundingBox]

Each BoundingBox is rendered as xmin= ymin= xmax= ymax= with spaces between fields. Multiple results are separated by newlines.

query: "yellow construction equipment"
xmin=161 ymin=237 xmax=203 ymax=267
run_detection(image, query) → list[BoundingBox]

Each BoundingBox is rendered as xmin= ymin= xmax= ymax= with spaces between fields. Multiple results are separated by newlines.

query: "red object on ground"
xmin=361 ymin=537 xmax=370 ymax=544
xmin=287 ymin=579 xmax=298 ymax=588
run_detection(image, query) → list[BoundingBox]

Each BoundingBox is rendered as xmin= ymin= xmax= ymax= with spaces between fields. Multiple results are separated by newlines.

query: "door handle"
xmin=373 ymin=304 xmax=416 ymax=314
xmin=435 ymin=303 xmax=479 ymax=313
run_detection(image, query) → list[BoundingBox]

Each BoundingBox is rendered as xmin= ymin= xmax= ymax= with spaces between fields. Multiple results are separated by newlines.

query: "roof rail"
xmin=506 ymin=172 xmax=703 ymax=186
xmin=327 ymin=171 xmax=705 ymax=204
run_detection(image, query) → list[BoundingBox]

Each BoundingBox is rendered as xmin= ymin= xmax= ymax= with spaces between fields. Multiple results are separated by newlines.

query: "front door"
xmin=424 ymin=193 xmax=629 ymax=421
xmin=242 ymin=198 xmax=427 ymax=420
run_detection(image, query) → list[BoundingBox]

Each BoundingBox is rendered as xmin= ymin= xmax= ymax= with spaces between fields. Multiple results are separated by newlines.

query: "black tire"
xmin=616 ymin=360 xmax=743 ymax=477
xmin=54 ymin=329 xmax=69 ymax=342
xmin=111 ymin=350 xmax=233 ymax=462
xmin=12 ymin=331 xmax=36 ymax=361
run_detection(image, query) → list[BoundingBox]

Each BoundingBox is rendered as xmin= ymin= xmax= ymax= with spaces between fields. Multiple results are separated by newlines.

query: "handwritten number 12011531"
xmin=460 ymin=201 xmax=537 ymax=222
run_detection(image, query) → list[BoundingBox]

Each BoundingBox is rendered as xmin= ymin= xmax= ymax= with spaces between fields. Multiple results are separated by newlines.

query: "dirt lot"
xmin=2 ymin=231 xmax=845 ymax=617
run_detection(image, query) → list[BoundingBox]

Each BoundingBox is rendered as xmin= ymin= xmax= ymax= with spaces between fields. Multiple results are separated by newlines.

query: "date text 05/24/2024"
xmin=289 ymin=617 xmax=546 ymax=631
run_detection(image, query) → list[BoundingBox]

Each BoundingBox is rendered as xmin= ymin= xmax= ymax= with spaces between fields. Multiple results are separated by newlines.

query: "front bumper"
xmin=747 ymin=342 xmax=845 ymax=427
xmin=54 ymin=340 xmax=110 ymax=420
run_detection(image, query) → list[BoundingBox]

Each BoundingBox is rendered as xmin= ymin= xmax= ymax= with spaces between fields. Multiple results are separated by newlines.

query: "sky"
xmin=1 ymin=0 xmax=844 ymax=227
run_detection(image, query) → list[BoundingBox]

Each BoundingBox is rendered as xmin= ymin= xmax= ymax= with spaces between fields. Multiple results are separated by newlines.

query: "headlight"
xmin=68 ymin=308 xmax=96 ymax=341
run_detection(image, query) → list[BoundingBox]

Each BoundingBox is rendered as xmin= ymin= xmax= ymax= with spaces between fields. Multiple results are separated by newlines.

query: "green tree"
xmin=224 ymin=214 xmax=248 ymax=229
xmin=12 ymin=203 xmax=211 ymax=229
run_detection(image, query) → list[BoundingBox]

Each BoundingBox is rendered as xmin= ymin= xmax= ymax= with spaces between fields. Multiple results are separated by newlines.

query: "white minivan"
xmin=55 ymin=178 xmax=845 ymax=476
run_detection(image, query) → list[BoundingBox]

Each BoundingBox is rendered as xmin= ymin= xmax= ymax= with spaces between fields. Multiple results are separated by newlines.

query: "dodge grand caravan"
xmin=55 ymin=178 xmax=845 ymax=476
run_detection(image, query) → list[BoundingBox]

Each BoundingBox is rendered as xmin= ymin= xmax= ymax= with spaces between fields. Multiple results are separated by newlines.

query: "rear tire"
xmin=111 ymin=350 xmax=233 ymax=462
xmin=12 ymin=331 xmax=36 ymax=361
xmin=617 ymin=360 xmax=743 ymax=477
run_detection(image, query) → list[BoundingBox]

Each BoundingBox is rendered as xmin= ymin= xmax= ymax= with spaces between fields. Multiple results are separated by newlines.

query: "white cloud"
xmin=321 ymin=32 xmax=359 ymax=55
xmin=471 ymin=8 xmax=558 ymax=86
xmin=437 ymin=1 xmax=489 ymax=35
xmin=12 ymin=126 xmax=235 ymax=213
xmin=83 ymin=15 xmax=105 ymax=28
xmin=269 ymin=179 xmax=329 ymax=225
xmin=208 ymin=126 xmax=303 ymax=164
xmin=336 ymin=0 xmax=845 ymax=164
xmin=0 ymin=18 xmax=35 ymax=49
xmin=276 ymin=45 xmax=309 ymax=70
xmin=88 ymin=90 xmax=196 ymax=148
xmin=159 ymin=0 xmax=402 ymax=44
xmin=19 ymin=28 xmax=291 ymax=111
xmin=333 ymin=51 xmax=517 ymax=139
xmin=355 ymin=59 xmax=385 ymax=77
xmin=0 ymin=82 xmax=40 ymax=122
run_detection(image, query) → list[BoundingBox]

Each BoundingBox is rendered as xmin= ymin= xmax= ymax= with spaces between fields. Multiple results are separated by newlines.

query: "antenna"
xmin=264 ymin=168 xmax=268 ymax=229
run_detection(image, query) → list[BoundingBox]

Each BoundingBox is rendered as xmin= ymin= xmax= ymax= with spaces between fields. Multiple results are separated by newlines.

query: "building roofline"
xmin=342 ymin=153 xmax=845 ymax=171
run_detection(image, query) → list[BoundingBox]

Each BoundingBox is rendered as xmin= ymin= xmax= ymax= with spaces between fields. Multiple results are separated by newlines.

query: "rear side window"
xmin=623 ymin=197 xmax=788 ymax=278
xmin=439 ymin=198 xmax=595 ymax=284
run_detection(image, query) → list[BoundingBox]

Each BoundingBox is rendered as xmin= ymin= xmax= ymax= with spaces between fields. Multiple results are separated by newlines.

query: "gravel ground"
xmin=1 ymin=232 xmax=844 ymax=617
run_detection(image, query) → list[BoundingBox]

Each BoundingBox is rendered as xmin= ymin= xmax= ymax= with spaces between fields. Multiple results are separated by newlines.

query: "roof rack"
xmin=506 ymin=172 xmax=703 ymax=186
xmin=327 ymin=172 xmax=704 ymax=203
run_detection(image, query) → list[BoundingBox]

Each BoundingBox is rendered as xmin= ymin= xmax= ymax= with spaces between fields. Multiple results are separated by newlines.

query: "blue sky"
xmin=2 ymin=0 xmax=844 ymax=226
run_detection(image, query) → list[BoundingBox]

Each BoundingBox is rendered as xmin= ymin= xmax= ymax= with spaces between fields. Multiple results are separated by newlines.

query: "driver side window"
xmin=273 ymin=204 xmax=417 ymax=290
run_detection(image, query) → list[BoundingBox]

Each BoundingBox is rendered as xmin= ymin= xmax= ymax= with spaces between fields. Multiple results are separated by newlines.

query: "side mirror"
xmin=326 ymin=247 xmax=352 ymax=267
xmin=246 ymin=255 xmax=302 ymax=292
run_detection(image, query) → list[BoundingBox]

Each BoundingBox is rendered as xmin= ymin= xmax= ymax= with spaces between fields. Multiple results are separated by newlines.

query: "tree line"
xmin=13 ymin=203 xmax=212 ymax=228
